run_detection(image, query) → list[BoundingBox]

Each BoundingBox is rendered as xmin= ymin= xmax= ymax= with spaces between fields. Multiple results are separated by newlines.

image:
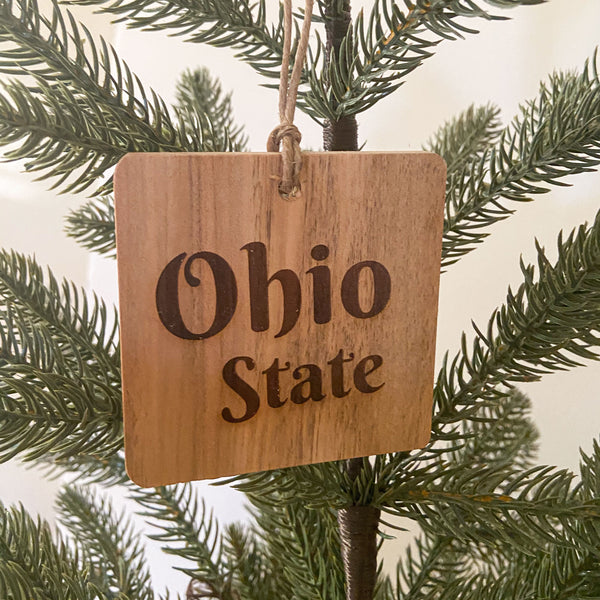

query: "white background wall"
xmin=1 ymin=0 xmax=600 ymax=593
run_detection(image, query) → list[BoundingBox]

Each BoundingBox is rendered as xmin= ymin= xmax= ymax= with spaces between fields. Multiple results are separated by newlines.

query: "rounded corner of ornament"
xmin=426 ymin=152 xmax=448 ymax=175
xmin=114 ymin=153 xmax=139 ymax=181
xmin=123 ymin=453 xmax=152 ymax=488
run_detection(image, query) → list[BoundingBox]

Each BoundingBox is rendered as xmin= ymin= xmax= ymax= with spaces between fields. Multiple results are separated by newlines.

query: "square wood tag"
xmin=115 ymin=152 xmax=446 ymax=486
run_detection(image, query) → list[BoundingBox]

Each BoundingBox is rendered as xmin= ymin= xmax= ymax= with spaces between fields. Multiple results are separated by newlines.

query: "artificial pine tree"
xmin=0 ymin=1 xmax=599 ymax=599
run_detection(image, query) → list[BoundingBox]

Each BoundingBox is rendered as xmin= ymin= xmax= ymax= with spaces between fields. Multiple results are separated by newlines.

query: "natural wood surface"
xmin=114 ymin=152 xmax=446 ymax=486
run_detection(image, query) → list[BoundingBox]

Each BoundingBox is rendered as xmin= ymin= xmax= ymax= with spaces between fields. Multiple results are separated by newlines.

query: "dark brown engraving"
xmin=291 ymin=364 xmax=326 ymax=403
xmin=262 ymin=358 xmax=291 ymax=408
xmin=341 ymin=261 xmax=391 ymax=319
xmin=221 ymin=350 xmax=385 ymax=423
xmin=156 ymin=252 xmax=237 ymax=340
xmin=327 ymin=349 xmax=355 ymax=398
xmin=307 ymin=244 xmax=332 ymax=325
xmin=242 ymin=242 xmax=302 ymax=338
xmin=221 ymin=356 xmax=260 ymax=423
xmin=353 ymin=355 xmax=385 ymax=393
xmin=157 ymin=244 xmax=393 ymax=341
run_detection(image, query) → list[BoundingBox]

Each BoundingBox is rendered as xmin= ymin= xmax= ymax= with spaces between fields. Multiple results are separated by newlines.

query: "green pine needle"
xmin=0 ymin=0 xmax=235 ymax=194
xmin=61 ymin=0 xmax=285 ymax=81
xmin=392 ymin=442 xmax=600 ymax=600
xmin=442 ymin=55 xmax=600 ymax=267
xmin=444 ymin=389 xmax=539 ymax=471
xmin=65 ymin=196 xmax=117 ymax=258
xmin=248 ymin=494 xmax=346 ymax=600
xmin=57 ymin=486 xmax=154 ymax=599
xmin=434 ymin=208 xmax=600 ymax=433
xmin=304 ymin=0 xmax=546 ymax=119
xmin=0 ymin=250 xmax=123 ymax=463
xmin=133 ymin=484 xmax=237 ymax=599
xmin=424 ymin=103 xmax=502 ymax=182
xmin=175 ymin=67 xmax=249 ymax=152
xmin=221 ymin=523 xmax=280 ymax=600
xmin=0 ymin=502 xmax=106 ymax=599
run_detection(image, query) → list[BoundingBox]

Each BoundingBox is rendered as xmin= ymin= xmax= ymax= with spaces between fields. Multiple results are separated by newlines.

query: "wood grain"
xmin=114 ymin=152 xmax=446 ymax=486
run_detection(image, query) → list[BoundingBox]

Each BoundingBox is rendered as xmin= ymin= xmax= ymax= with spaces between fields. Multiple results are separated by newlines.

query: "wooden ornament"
xmin=114 ymin=152 xmax=446 ymax=487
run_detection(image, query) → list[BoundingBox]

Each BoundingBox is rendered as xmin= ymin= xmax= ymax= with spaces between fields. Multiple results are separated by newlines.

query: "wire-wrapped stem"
xmin=322 ymin=3 xmax=377 ymax=599
xmin=322 ymin=0 xmax=358 ymax=151
xmin=337 ymin=505 xmax=380 ymax=600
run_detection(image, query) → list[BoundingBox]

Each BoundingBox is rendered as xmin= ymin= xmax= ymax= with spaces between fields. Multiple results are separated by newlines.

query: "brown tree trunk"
xmin=322 ymin=3 xmax=380 ymax=600
xmin=322 ymin=0 xmax=358 ymax=152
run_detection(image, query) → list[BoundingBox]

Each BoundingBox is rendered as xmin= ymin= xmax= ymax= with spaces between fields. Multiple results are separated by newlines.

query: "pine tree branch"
xmin=443 ymin=389 xmax=539 ymax=473
xmin=61 ymin=0 xmax=285 ymax=80
xmin=307 ymin=0 xmax=545 ymax=119
xmin=394 ymin=534 xmax=599 ymax=600
xmin=220 ymin=524 xmax=280 ymax=600
xmin=370 ymin=389 xmax=539 ymax=534
xmin=424 ymin=103 xmax=502 ymax=180
xmin=65 ymin=196 xmax=116 ymax=258
xmin=0 ymin=503 xmax=106 ymax=599
xmin=0 ymin=0 xmax=204 ymax=136
xmin=65 ymin=69 xmax=248 ymax=256
xmin=453 ymin=549 xmax=599 ymax=600
xmin=394 ymin=535 xmax=465 ymax=600
xmin=222 ymin=463 xmax=391 ymax=599
xmin=0 ymin=250 xmax=120 ymax=380
xmin=0 ymin=250 xmax=123 ymax=464
xmin=249 ymin=495 xmax=346 ymax=600
xmin=42 ymin=450 xmax=129 ymax=485
xmin=0 ymin=365 xmax=122 ymax=462
xmin=223 ymin=463 xmax=347 ymax=510
xmin=228 ymin=464 xmax=349 ymax=599
xmin=0 ymin=0 xmax=232 ymax=193
xmin=175 ymin=68 xmax=249 ymax=152
xmin=58 ymin=1 xmax=544 ymax=123
xmin=399 ymin=443 xmax=600 ymax=600
xmin=442 ymin=56 xmax=600 ymax=267
xmin=0 ymin=79 xmax=127 ymax=195
xmin=377 ymin=462 xmax=600 ymax=553
xmin=0 ymin=75 xmax=217 ymax=195
xmin=133 ymin=484 xmax=239 ymax=600
xmin=57 ymin=486 xmax=154 ymax=599
xmin=62 ymin=0 xmax=334 ymax=124
xmin=433 ymin=209 xmax=600 ymax=435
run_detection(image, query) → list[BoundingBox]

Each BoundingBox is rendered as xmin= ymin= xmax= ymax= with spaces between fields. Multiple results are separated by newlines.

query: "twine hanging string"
xmin=267 ymin=0 xmax=314 ymax=198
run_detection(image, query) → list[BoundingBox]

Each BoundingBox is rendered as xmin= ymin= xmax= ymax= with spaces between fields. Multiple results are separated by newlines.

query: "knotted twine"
xmin=267 ymin=0 xmax=314 ymax=198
